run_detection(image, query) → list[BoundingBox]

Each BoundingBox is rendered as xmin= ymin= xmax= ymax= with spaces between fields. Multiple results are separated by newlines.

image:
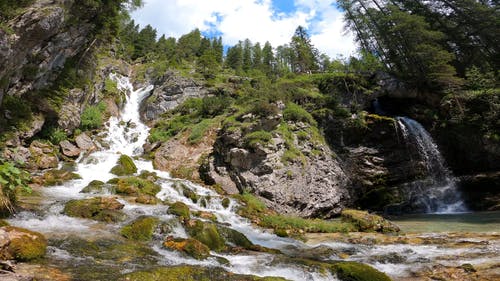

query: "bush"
xmin=200 ymin=96 xmax=227 ymax=117
xmin=188 ymin=119 xmax=214 ymax=144
xmin=47 ymin=127 xmax=67 ymax=144
xmin=0 ymin=159 xmax=31 ymax=215
xmin=283 ymin=103 xmax=316 ymax=125
xmin=248 ymin=100 xmax=279 ymax=117
xmin=80 ymin=102 xmax=106 ymax=130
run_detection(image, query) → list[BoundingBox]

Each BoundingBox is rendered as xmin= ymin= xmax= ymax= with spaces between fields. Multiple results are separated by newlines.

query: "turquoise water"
xmin=390 ymin=211 xmax=500 ymax=233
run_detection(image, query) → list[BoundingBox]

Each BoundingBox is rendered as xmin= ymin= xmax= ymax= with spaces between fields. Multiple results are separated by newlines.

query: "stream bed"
xmin=7 ymin=75 xmax=500 ymax=281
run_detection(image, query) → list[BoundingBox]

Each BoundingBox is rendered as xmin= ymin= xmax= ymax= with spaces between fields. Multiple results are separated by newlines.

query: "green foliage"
xmin=0 ymin=159 xmax=32 ymax=213
xmin=0 ymin=0 xmax=35 ymax=20
xmin=0 ymin=95 xmax=32 ymax=134
xmin=43 ymin=127 xmax=67 ymax=145
xmin=283 ymin=103 xmax=316 ymax=125
xmin=80 ymin=102 xmax=107 ymax=131
xmin=188 ymin=119 xmax=214 ymax=145
xmin=244 ymin=131 xmax=273 ymax=149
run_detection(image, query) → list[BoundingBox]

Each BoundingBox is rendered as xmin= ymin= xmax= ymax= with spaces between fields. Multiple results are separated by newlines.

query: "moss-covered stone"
xmin=217 ymin=226 xmax=253 ymax=249
xmin=163 ymin=238 xmax=210 ymax=260
xmin=120 ymin=216 xmax=160 ymax=241
xmin=135 ymin=194 xmax=159 ymax=205
xmin=341 ymin=209 xmax=400 ymax=233
xmin=114 ymin=177 xmax=161 ymax=197
xmin=110 ymin=154 xmax=137 ymax=176
xmin=0 ymin=219 xmax=9 ymax=227
xmin=221 ymin=197 xmax=230 ymax=209
xmin=184 ymin=219 xmax=225 ymax=251
xmin=80 ymin=180 xmax=106 ymax=193
xmin=63 ymin=197 xmax=126 ymax=222
xmin=34 ymin=169 xmax=82 ymax=186
xmin=167 ymin=201 xmax=191 ymax=219
xmin=120 ymin=266 xmax=289 ymax=281
xmin=333 ymin=261 xmax=392 ymax=281
xmin=2 ymin=226 xmax=47 ymax=261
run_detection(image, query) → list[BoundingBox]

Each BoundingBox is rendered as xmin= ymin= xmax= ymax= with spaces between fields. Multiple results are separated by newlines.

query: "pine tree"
xmin=290 ymin=26 xmax=319 ymax=73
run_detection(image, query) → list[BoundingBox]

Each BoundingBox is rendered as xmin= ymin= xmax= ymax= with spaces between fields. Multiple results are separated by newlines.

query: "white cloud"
xmin=131 ymin=0 xmax=357 ymax=58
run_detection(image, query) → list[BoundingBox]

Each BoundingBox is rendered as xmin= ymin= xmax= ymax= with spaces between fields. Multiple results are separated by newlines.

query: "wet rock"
xmin=135 ymin=194 xmax=159 ymax=205
xmin=341 ymin=209 xmax=400 ymax=233
xmin=80 ymin=180 xmax=106 ymax=194
xmin=121 ymin=265 xmax=289 ymax=281
xmin=75 ymin=133 xmax=95 ymax=151
xmin=163 ymin=237 xmax=210 ymax=260
xmin=120 ymin=216 xmax=159 ymax=241
xmin=0 ymin=226 xmax=47 ymax=261
xmin=18 ymin=114 xmax=45 ymax=142
xmin=59 ymin=140 xmax=81 ymax=157
xmin=216 ymin=226 xmax=253 ymax=249
xmin=167 ymin=201 xmax=190 ymax=220
xmin=112 ymin=176 xmax=160 ymax=197
xmin=32 ymin=169 xmax=81 ymax=186
xmin=333 ymin=261 xmax=392 ymax=281
xmin=184 ymin=219 xmax=225 ymax=251
xmin=63 ymin=197 xmax=126 ymax=222
xmin=110 ymin=154 xmax=137 ymax=176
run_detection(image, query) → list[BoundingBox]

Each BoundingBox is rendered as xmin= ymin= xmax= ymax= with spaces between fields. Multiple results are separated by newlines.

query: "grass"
xmin=234 ymin=193 xmax=356 ymax=237
xmin=80 ymin=101 xmax=107 ymax=131
xmin=243 ymin=130 xmax=273 ymax=149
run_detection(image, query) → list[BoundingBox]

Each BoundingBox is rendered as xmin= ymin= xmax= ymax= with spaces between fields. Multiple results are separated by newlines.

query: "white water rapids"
xmin=6 ymin=75 xmax=499 ymax=280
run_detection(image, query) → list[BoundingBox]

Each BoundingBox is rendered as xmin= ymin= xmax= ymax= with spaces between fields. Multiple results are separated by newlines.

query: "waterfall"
xmin=397 ymin=117 xmax=467 ymax=213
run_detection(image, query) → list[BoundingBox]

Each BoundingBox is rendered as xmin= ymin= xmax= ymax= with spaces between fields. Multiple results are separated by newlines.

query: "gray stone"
xmin=75 ymin=133 xmax=95 ymax=151
xmin=59 ymin=140 xmax=81 ymax=157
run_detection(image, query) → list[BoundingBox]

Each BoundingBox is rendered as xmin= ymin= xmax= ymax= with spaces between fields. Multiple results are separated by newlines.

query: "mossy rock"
xmin=120 ymin=265 xmax=289 ymax=281
xmin=2 ymin=226 xmax=47 ymax=261
xmin=176 ymin=183 xmax=200 ymax=203
xmin=35 ymin=169 xmax=82 ymax=186
xmin=194 ymin=211 xmax=217 ymax=222
xmin=110 ymin=154 xmax=137 ymax=176
xmin=80 ymin=180 xmax=106 ymax=193
xmin=114 ymin=176 xmax=161 ymax=197
xmin=221 ymin=197 xmax=230 ymax=209
xmin=217 ymin=226 xmax=253 ymax=249
xmin=136 ymin=194 xmax=159 ymax=205
xmin=333 ymin=261 xmax=392 ymax=281
xmin=163 ymin=238 xmax=210 ymax=260
xmin=341 ymin=209 xmax=400 ymax=233
xmin=167 ymin=201 xmax=191 ymax=219
xmin=121 ymin=216 xmax=160 ymax=241
xmin=63 ymin=197 xmax=126 ymax=222
xmin=184 ymin=219 xmax=225 ymax=251
xmin=0 ymin=220 xmax=9 ymax=227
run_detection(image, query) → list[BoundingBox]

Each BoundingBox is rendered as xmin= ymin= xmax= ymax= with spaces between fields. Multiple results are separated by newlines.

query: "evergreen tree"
xmin=132 ymin=24 xmax=157 ymax=60
xmin=176 ymin=29 xmax=202 ymax=61
xmin=290 ymin=26 xmax=319 ymax=73
xmin=242 ymin=39 xmax=253 ymax=72
xmin=226 ymin=42 xmax=243 ymax=71
xmin=252 ymin=42 xmax=263 ymax=69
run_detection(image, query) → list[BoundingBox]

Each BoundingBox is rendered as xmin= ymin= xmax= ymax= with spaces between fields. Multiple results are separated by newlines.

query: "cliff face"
xmin=0 ymin=0 xmax=92 ymax=106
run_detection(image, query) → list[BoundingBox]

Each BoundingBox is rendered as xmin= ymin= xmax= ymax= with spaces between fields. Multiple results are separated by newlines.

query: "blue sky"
xmin=131 ymin=0 xmax=357 ymax=58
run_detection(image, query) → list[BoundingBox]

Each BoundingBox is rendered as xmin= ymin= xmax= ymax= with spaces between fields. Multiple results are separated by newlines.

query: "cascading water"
xmin=396 ymin=117 xmax=467 ymax=213
xmin=7 ymin=75 xmax=497 ymax=281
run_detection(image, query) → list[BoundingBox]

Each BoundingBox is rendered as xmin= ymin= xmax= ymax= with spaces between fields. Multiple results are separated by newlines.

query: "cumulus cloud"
xmin=131 ymin=0 xmax=357 ymax=58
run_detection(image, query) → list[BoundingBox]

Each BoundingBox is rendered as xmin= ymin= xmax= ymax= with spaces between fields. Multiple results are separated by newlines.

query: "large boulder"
xmin=110 ymin=154 xmax=137 ymax=176
xmin=0 ymin=226 xmax=47 ymax=261
xmin=63 ymin=197 xmax=126 ymax=222
xmin=163 ymin=237 xmax=210 ymax=260
xmin=120 ymin=216 xmax=159 ymax=241
xmin=140 ymin=71 xmax=209 ymax=121
xmin=59 ymin=140 xmax=81 ymax=157
xmin=341 ymin=209 xmax=400 ymax=233
xmin=75 ymin=133 xmax=95 ymax=151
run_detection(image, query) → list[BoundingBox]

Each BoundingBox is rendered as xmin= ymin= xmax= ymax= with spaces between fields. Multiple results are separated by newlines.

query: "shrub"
xmin=188 ymin=119 xmax=213 ymax=144
xmin=47 ymin=127 xmax=67 ymax=145
xmin=0 ymin=159 xmax=31 ymax=215
xmin=283 ymin=103 xmax=316 ymax=125
xmin=200 ymin=96 xmax=227 ymax=117
xmin=248 ymin=100 xmax=279 ymax=117
xmin=80 ymin=102 xmax=106 ymax=130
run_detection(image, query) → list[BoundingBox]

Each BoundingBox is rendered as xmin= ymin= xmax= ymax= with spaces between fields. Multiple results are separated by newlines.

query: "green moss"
xmin=167 ymin=201 xmax=191 ymax=219
xmin=0 ymin=219 xmax=9 ymax=227
xmin=120 ymin=266 xmax=289 ymax=281
xmin=217 ymin=226 xmax=253 ymax=249
xmin=333 ymin=261 xmax=392 ymax=281
xmin=4 ymin=226 xmax=47 ymax=261
xmin=341 ymin=209 xmax=400 ymax=233
xmin=184 ymin=220 xmax=226 ymax=251
xmin=221 ymin=197 xmax=230 ymax=209
xmin=37 ymin=169 xmax=81 ymax=186
xmin=261 ymin=215 xmax=356 ymax=234
xmin=164 ymin=238 xmax=210 ymax=260
xmin=80 ymin=180 xmax=106 ymax=193
xmin=63 ymin=197 xmax=126 ymax=222
xmin=120 ymin=216 xmax=159 ymax=241
xmin=175 ymin=182 xmax=199 ymax=203
xmin=114 ymin=177 xmax=161 ymax=197
xmin=110 ymin=154 xmax=138 ymax=176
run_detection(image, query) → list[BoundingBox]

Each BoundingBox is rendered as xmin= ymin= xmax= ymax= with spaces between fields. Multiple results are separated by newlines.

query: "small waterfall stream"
xmin=397 ymin=117 xmax=467 ymax=213
xmin=5 ymin=77 xmax=497 ymax=280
